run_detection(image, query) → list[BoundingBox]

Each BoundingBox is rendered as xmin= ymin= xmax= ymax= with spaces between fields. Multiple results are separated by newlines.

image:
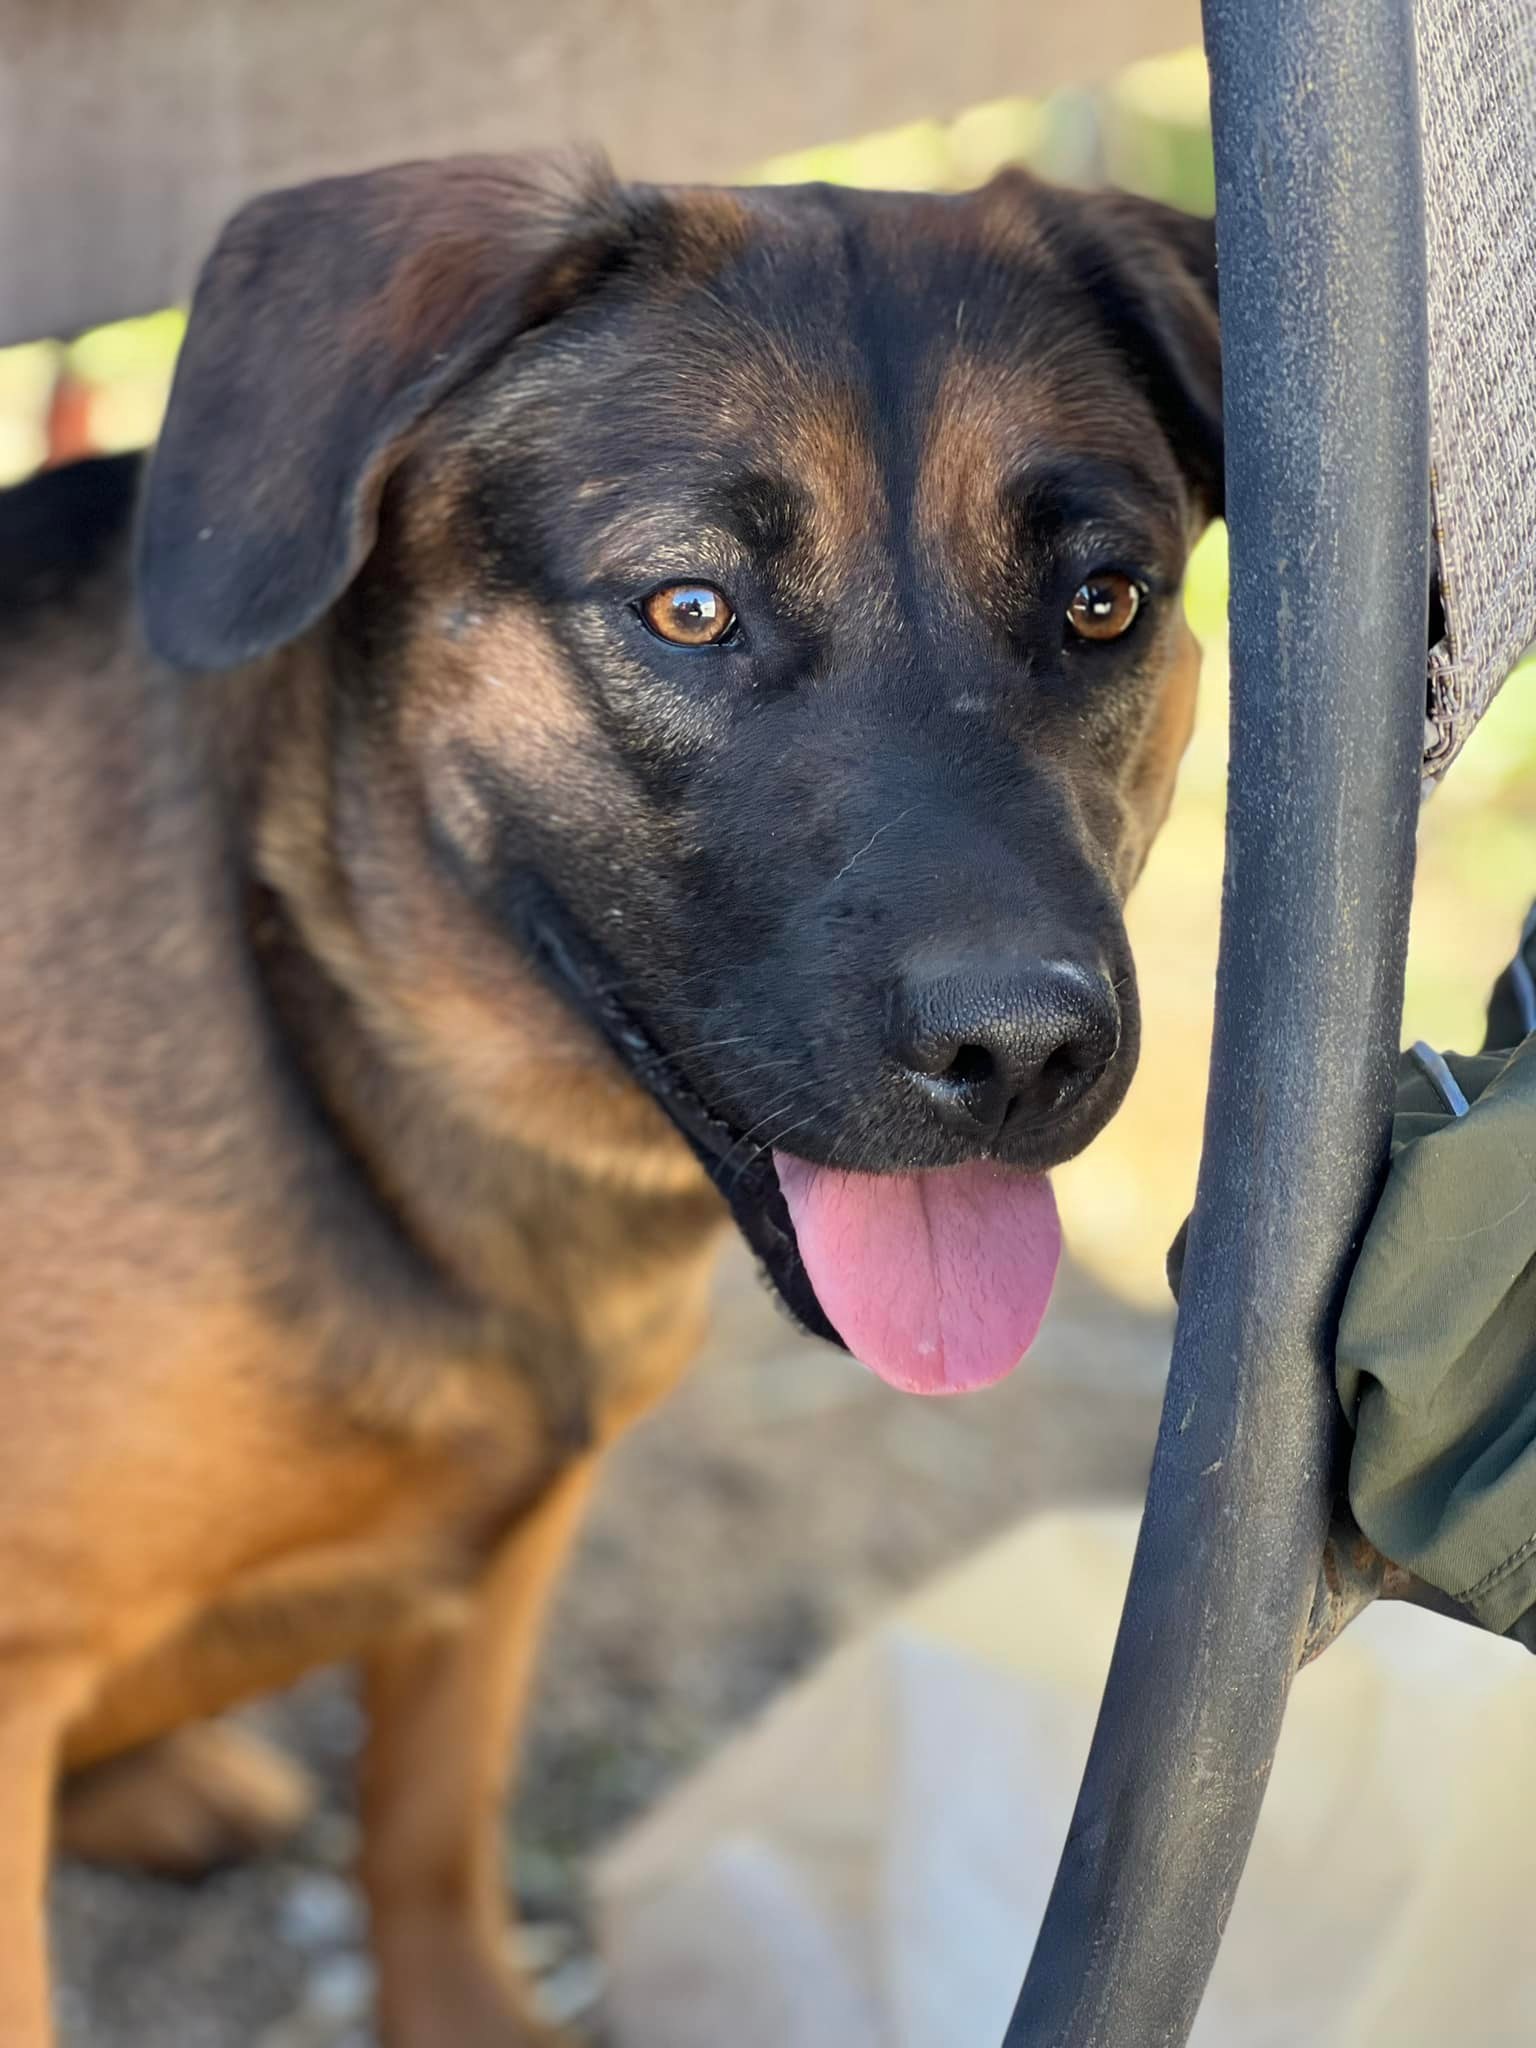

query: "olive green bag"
xmin=1337 ymin=914 xmax=1536 ymax=1639
xmin=1169 ymin=910 xmax=1536 ymax=1643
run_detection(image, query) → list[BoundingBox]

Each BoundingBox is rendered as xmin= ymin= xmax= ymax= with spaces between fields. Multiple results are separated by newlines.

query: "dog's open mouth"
xmin=525 ymin=892 xmax=1062 ymax=1396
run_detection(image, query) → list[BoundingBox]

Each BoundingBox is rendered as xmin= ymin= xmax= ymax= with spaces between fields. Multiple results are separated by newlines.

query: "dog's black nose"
xmin=892 ymin=959 xmax=1120 ymax=1141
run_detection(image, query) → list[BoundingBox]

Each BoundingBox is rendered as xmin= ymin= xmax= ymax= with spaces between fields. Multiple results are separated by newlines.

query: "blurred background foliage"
xmin=3 ymin=46 xmax=1532 ymax=1309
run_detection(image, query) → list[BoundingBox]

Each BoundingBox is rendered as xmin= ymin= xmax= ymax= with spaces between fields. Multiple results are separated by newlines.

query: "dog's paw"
xmin=380 ymin=1970 xmax=586 ymax=2048
xmin=57 ymin=1721 xmax=314 ymax=1876
xmin=374 ymin=1914 xmax=590 ymax=2048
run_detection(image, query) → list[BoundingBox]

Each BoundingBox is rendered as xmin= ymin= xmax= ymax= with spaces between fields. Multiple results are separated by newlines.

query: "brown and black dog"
xmin=0 ymin=154 xmax=1219 ymax=2044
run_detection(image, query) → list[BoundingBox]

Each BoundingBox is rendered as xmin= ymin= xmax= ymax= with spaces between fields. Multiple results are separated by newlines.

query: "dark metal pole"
xmin=1002 ymin=3 xmax=1429 ymax=2042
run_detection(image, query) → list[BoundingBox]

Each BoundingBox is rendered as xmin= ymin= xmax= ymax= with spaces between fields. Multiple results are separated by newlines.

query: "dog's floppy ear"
xmin=138 ymin=153 xmax=623 ymax=672
xmin=1054 ymin=185 xmax=1223 ymax=522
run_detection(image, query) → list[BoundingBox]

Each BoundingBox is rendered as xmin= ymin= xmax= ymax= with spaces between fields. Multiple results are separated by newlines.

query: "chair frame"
xmin=1004 ymin=3 xmax=1431 ymax=2039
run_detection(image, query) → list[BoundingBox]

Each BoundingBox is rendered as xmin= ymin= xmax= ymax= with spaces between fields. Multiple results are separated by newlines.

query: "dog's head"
xmin=139 ymin=153 xmax=1220 ymax=1393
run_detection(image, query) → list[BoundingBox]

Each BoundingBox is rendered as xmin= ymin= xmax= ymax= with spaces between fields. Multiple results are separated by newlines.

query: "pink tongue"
xmin=772 ymin=1154 xmax=1061 ymax=1395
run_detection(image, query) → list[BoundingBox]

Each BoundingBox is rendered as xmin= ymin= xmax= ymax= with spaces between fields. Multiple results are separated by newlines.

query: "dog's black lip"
xmin=515 ymin=881 xmax=845 ymax=1352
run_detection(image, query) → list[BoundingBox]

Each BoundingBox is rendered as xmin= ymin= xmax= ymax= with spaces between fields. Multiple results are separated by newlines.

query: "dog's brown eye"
xmin=641 ymin=584 xmax=736 ymax=647
xmin=1066 ymin=573 xmax=1142 ymax=642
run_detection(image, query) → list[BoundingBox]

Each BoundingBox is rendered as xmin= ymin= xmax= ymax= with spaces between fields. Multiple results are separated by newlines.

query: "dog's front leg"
xmin=360 ymin=1456 xmax=600 ymax=2048
xmin=0 ymin=1657 xmax=94 ymax=2047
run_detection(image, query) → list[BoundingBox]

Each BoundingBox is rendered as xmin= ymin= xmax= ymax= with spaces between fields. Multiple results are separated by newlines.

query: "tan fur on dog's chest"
xmin=57 ymin=1361 xmax=553 ymax=1770
xmin=55 ymin=1267 xmax=713 ymax=1772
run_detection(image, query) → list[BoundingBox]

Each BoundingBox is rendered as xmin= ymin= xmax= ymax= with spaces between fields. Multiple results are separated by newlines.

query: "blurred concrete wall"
xmin=0 ymin=0 xmax=1199 ymax=344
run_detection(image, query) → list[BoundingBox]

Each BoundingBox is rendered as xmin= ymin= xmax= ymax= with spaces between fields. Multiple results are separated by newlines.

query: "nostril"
xmin=1040 ymin=1045 xmax=1080 ymax=1093
xmin=1039 ymin=1037 xmax=1111 ymax=1113
xmin=1042 ymin=1026 xmax=1113 ymax=1088
xmin=942 ymin=1042 xmax=997 ymax=1092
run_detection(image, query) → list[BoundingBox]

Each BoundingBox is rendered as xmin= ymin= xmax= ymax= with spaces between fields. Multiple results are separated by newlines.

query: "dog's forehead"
xmin=601 ymin=176 xmax=1087 ymax=409
xmin=665 ymin=173 xmax=1059 ymax=311
xmin=438 ymin=172 xmax=1189 ymax=600
xmin=468 ymin=174 xmax=1118 ymax=445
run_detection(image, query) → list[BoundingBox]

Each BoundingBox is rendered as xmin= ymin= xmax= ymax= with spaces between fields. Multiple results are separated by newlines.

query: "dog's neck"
xmin=219 ymin=651 xmax=725 ymax=1396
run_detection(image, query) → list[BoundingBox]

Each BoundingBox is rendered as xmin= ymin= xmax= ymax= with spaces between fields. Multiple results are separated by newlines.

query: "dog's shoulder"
xmin=0 ymin=452 xmax=141 ymax=646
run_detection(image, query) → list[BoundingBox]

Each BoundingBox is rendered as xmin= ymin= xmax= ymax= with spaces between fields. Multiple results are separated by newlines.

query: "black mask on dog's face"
xmin=140 ymin=156 xmax=1220 ymax=1392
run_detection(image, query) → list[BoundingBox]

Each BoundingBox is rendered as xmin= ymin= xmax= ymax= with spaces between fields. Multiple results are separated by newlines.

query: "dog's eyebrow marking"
xmin=1004 ymin=454 xmax=1172 ymax=534
xmin=582 ymin=472 xmax=827 ymax=592
xmin=715 ymin=472 xmax=809 ymax=560
xmin=583 ymin=513 xmax=749 ymax=582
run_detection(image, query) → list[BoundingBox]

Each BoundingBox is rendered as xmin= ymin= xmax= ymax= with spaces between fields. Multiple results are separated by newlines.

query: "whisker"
xmin=724 ymin=1105 xmax=828 ymax=1196
xmin=748 ymin=1108 xmax=824 ymax=1169
xmin=649 ymin=1033 xmax=752 ymax=1066
xmin=704 ymin=1053 xmax=800 ymax=1086
xmin=717 ymin=1079 xmax=825 ymax=1182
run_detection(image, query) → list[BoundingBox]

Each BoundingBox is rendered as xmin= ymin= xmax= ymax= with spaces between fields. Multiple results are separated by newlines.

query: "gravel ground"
xmin=51 ymin=1245 xmax=1171 ymax=2047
